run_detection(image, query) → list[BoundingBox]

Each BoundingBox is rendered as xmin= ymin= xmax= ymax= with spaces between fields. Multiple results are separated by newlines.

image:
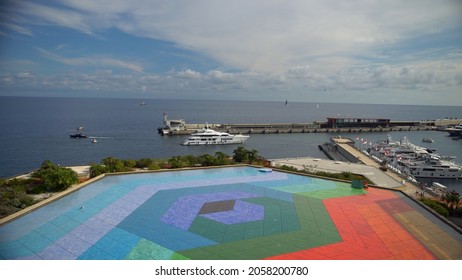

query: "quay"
xmin=158 ymin=114 xmax=462 ymax=136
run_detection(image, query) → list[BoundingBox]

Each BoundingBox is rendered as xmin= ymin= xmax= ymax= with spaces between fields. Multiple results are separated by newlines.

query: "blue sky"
xmin=1 ymin=0 xmax=461 ymax=105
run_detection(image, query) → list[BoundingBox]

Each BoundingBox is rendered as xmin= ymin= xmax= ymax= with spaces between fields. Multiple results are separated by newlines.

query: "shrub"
xmin=420 ymin=198 xmax=449 ymax=217
xmin=136 ymin=158 xmax=154 ymax=168
xmin=89 ymin=164 xmax=108 ymax=178
xmin=0 ymin=179 xmax=35 ymax=219
xmin=32 ymin=160 xmax=78 ymax=192
xmin=233 ymin=147 xmax=261 ymax=164
xmin=124 ymin=159 xmax=137 ymax=168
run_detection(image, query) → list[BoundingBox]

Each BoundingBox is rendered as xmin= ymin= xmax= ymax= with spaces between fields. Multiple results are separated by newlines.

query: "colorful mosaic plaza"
xmin=0 ymin=167 xmax=461 ymax=260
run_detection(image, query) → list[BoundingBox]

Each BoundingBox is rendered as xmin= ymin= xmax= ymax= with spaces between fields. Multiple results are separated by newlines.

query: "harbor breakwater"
xmin=159 ymin=123 xmax=439 ymax=136
xmin=158 ymin=116 xmax=462 ymax=136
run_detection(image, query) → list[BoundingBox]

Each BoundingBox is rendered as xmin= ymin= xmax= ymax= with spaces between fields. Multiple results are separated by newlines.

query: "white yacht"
xmin=182 ymin=126 xmax=249 ymax=146
xmin=369 ymin=135 xmax=462 ymax=179
xmin=445 ymin=124 xmax=462 ymax=137
xmin=401 ymin=155 xmax=462 ymax=179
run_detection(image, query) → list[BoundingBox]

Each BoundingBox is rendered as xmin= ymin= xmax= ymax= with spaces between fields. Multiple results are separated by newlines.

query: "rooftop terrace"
xmin=0 ymin=166 xmax=460 ymax=260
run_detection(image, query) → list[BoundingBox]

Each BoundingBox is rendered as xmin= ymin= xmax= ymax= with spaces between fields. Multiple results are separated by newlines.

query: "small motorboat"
xmin=421 ymin=138 xmax=434 ymax=143
xmin=70 ymin=127 xmax=87 ymax=138
xmin=91 ymin=138 xmax=97 ymax=143
xmin=258 ymin=168 xmax=272 ymax=173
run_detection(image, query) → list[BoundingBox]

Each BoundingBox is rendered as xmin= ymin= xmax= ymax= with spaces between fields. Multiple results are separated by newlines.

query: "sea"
xmin=1 ymin=96 xmax=461 ymax=192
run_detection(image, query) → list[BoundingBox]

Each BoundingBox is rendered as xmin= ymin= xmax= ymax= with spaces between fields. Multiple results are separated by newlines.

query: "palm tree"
xmin=442 ymin=192 xmax=461 ymax=210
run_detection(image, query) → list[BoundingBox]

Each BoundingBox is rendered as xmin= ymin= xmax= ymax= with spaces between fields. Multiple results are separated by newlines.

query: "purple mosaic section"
xmin=161 ymin=192 xmax=260 ymax=230
xmin=201 ymin=200 xmax=264 ymax=225
xmin=38 ymin=243 xmax=78 ymax=260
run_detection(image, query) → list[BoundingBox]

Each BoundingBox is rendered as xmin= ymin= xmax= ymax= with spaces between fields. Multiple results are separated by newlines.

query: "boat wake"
xmin=86 ymin=136 xmax=115 ymax=139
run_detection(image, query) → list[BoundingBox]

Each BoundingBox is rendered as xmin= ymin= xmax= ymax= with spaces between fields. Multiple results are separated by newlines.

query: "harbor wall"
xmin=158 ymin=116 xmax=462 ymax=136
xmin=160 ymin=124 xmax=437 ymax=135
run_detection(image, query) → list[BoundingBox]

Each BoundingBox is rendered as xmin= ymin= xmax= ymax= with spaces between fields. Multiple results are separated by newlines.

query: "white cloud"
xmin=37 ymin=48 xmax=144 ymax=72
xmin=16 ymin=1 xmax=94 ymax=34
xmin=2 ymin=0 xmax=461 ymax=104
xmin=10 ymin=0 xmax=462 ymax=73
xmin=2 ymin=59 xmax=460 ymax=104
xmin=1 ymin=22 xmax=33 ymax=36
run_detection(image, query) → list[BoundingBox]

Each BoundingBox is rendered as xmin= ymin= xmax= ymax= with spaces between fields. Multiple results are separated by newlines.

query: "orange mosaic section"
xmin=265 ymin=188 xmax=436 ymax=260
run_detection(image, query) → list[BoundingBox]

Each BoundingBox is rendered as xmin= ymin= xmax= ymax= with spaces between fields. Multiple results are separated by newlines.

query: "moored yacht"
xmin=445 ymin=124 xmax=462 ymax=137
xmin=182 ymin=125 xmax=249 ymax=146
xmin=399 ymin=154 xmax=462 ymax=179
xmin=368 ymin=135 xmax=462 ymax=180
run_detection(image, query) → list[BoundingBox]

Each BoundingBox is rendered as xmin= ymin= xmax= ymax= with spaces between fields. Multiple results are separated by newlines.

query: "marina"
xmin=316 ymin=136 xmax=461 ymax=195
xmin=367 ymin=135 xmax=462 ymax=181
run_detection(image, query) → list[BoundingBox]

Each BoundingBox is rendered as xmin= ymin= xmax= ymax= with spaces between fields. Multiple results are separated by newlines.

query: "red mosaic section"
xmin=265 ymin=188 xmax=436 ymax=260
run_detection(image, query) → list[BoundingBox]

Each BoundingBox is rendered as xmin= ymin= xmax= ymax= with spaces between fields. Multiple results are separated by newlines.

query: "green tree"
xmin=147 ymin=162 xmax=161 ymax=170
xmin=215 ymin=152 xmax=231 ymax=165
xmin=102 ymin=157 xmax=127 ymax=172
xmin=33 ymin=161 xmax=78 ymax=192
xmin=233 ymin=147 xmax=260 ymax=163
xmin=233 ymin=146 xmax=249 ymax=163
xmin=42 ymin=167 xmax=78 ymax=192
xmin=247 ymin=149 xmax=259 ymax=163
xmin=136 ymin=158 xmax=154 ymax=168
xmin=89 ymin=164 xmax=108 ymax=178
xmin=442 ymin=192 xmax=461 ymax=211
xmin=124 ymin=159 xmax=137 ymax=168
xmin=198 ymin=154 xmax=216 ymax=166
xmin=168 ymin=156 xmax=189 ymax=168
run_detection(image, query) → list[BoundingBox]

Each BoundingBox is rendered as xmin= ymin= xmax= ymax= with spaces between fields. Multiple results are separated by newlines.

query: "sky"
xmin=0 ymin=0 xmax=461 ymax=105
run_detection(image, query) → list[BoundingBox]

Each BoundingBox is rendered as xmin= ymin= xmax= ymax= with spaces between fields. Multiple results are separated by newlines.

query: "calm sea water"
xmin=1 ymin=96 xmax=461 ymax=190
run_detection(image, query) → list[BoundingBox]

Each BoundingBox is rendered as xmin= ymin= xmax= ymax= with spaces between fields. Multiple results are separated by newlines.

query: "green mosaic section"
xmin=177 ymin=194 xmax=341 ymax=259
xmin=188 ymin=197 xmax=300 ymax=243
xmin=125 ymin=239 xmax=174 ymax=260
xmin=299 ymin=184 xmax=366 ymax=199
xmin=170 ymin=253 xmax=190 ymax=260
xmin=273 ymin=180 xmax=365 ymax=200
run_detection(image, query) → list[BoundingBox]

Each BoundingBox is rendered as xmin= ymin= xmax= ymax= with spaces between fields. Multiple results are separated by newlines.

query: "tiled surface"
xmin=0 ymin=167 xmax=461 ymax=260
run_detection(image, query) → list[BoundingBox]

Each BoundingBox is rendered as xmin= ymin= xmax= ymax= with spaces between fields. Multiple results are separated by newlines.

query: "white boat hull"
xmin=181 ymin=128 xmax=249 ymax=146
xmin=182 ymin=140 xmax=248 ymax=146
